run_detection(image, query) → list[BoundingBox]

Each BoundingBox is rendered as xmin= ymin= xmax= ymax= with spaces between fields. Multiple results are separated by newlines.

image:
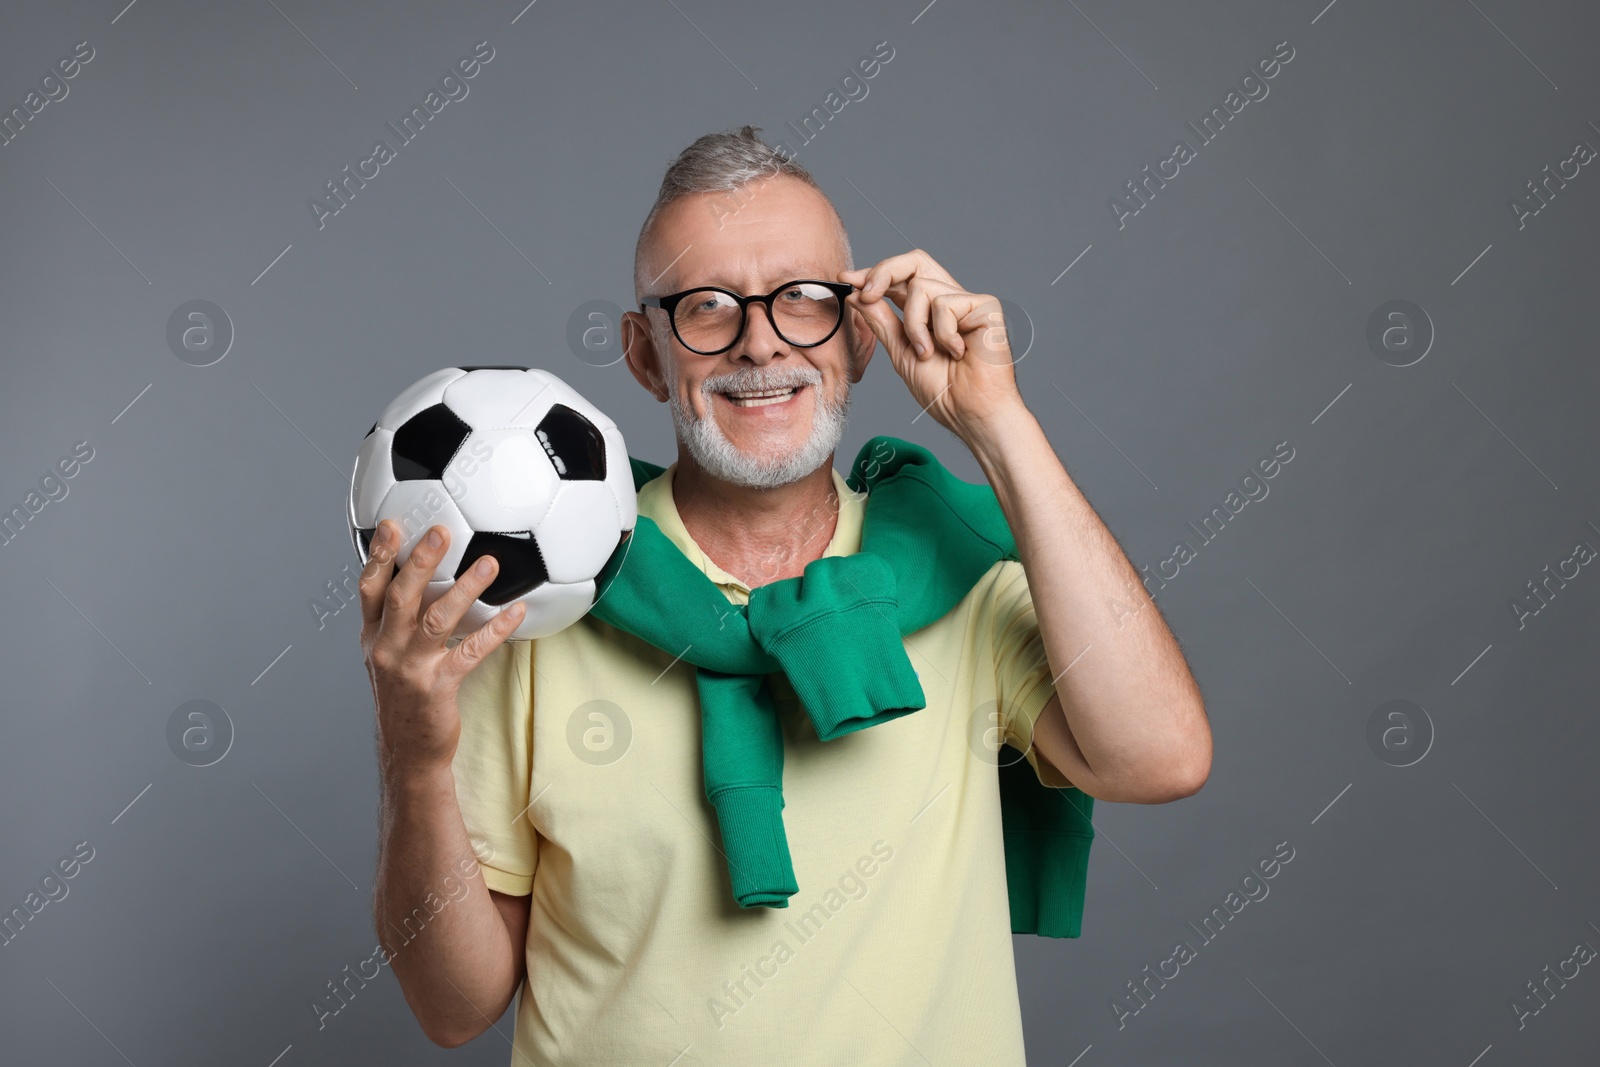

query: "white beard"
xmin=669 ymin=360 xmax=852 ymax=490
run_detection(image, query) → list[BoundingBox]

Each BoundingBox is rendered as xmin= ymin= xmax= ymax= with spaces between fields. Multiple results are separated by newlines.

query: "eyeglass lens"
xmin=674 ymin=282 xmax=841 ymax=352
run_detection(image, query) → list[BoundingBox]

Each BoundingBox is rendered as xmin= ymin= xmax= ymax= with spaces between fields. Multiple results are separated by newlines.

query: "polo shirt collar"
xmin=635 ymin=461 xmax=866 ymax=596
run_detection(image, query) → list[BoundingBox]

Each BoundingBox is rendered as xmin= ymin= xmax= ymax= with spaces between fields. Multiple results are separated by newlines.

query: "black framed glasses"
xmin=640 ymin=279 xmax=855 ymax=355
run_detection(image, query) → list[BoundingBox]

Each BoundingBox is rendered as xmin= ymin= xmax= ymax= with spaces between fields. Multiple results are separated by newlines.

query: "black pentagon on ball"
xmin=536 ymin=403 xmax=606 ymax=480
xmin=392 ymin=403 xmax=472 ymax=481
xmin=456 ymin=530 xmax=549 ymax=605
xmin=353 ymin=525 xmax=376 ymax=563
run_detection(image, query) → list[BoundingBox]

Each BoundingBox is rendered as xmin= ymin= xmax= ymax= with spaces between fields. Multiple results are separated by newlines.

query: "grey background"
xmin=2 ymin=0 xmax=1596 ymax=1064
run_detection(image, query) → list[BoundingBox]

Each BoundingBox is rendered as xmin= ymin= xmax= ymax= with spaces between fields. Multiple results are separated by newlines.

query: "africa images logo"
xmin=308 ymin=41 xmax=496 ymax=231
xmin=1109 ymin=39 xmax=1296 ymax=230
xmin=1139 ymin=441 xmax=1295 ymax=596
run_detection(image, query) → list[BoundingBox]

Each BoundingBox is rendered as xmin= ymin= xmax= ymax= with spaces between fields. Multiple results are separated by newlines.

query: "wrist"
xmin=379 ymin=754 xmax=458 ymax=801
xmin=960 ymin=397 xmax=1043 ymax=480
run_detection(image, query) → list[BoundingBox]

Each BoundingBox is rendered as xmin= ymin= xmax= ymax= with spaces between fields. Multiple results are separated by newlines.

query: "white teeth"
xmin=722 ymin=385 xmax=800 ymax=407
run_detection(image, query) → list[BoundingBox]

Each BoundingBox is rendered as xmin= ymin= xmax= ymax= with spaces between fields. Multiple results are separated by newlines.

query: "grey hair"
xmin=632 ymin=125 xmax=853 ymax=302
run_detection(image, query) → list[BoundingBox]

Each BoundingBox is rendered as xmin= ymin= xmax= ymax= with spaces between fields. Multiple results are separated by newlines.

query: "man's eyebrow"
xmin=683 ymin=267 xmax=833 ymax=291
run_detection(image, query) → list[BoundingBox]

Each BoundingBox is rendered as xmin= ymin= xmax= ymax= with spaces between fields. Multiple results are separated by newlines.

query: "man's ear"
xmin=845 ymin=307 xmax=874 ymax=384
xmin=622 ymin=311 xmax=670 ymax=402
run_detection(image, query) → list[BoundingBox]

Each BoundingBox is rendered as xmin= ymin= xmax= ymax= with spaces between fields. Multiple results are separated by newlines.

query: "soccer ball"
xmin=348 ymin=366 xmax=637 ymax=641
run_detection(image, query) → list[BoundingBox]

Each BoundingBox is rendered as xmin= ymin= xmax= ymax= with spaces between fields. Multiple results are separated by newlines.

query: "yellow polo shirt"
xmin=451 ymin=460 xmax=1074 ymax=1066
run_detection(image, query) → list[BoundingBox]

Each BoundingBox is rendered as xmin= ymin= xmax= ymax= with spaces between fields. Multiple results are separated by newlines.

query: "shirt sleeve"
xmin=986 ymin=560 xmax=1076 ymax=790
xmin=449 ymin=634 xmax=539 ymax=895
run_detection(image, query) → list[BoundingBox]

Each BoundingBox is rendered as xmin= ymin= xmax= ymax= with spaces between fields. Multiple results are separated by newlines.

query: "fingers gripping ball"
xmin=348 ymin=366 xmax=637 ymax=640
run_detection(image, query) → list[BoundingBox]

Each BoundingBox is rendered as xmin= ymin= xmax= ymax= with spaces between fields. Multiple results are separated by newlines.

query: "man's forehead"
xmin=681 ymin=259 xmax=834 ymax=290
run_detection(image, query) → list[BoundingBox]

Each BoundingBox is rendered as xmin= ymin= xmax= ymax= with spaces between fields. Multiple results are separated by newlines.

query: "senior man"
xmin=360 ymin=126 xmax=1211 ymax=1065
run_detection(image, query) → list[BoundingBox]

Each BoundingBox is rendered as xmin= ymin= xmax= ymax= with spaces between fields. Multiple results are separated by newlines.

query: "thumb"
xmin=849 ymin=293 xmax=912 ymax=364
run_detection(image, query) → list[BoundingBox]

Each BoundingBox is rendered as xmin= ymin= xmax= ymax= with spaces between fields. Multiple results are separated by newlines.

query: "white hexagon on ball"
xmin=444 ymin=427 xmax=560 ymax=534
xmin=537 ymin=481 xmax=623 ymax=584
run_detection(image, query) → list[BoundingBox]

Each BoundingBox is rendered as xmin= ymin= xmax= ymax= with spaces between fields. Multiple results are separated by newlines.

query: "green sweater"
xmin=588 ymin=435 xmax=1094 ymax=938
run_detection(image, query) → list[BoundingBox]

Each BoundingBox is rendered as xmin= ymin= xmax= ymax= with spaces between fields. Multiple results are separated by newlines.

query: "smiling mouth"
xmin=717 ymin=384 xmax=804 ymax=408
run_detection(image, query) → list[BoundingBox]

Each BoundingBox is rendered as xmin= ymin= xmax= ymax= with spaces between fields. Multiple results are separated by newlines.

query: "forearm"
xmin=965 ymin=401 xmax=1209 ymax=799
xmin=373 ymin=755 xmax=522 ymax=1046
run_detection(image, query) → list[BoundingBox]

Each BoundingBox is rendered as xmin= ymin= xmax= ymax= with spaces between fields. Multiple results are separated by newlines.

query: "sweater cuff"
xmin=708 ymin=785 xmax=798 ymax=908
xmin=766 ymin=602 xmax=925 ymax=741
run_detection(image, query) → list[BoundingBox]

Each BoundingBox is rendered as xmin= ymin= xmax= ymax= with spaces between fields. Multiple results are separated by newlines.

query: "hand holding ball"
xmin=348 ymin=366 xmax=636 ymax=641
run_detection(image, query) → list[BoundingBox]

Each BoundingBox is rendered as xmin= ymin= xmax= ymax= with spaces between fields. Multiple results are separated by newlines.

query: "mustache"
xmin=701 ymin=365 xmax=823 ymax=394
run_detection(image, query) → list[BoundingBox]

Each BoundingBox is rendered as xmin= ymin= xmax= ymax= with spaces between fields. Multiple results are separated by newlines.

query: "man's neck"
xmin=671 ymin=451 xmax=841 ymax=589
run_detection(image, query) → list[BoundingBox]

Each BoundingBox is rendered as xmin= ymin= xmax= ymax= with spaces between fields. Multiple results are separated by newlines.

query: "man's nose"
xmin=733 ymin=302 xmax=788 ymax=364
